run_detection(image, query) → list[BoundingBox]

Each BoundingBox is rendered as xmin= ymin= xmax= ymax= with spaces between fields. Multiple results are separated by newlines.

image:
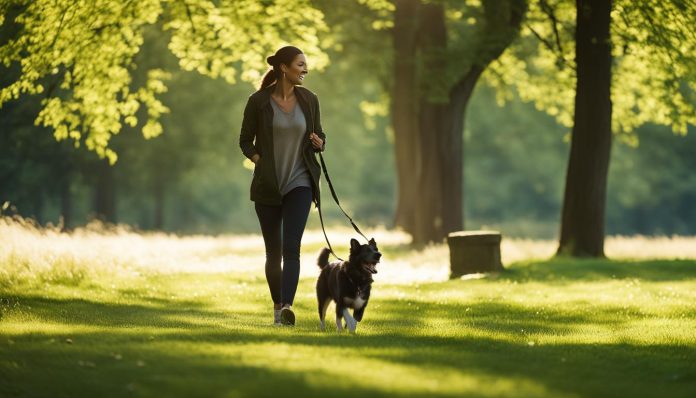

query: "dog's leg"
xmin=319 ymin=299 xmax=331 ymax=331
xmin=335 ymin=313 xmax=343 ymax=331
xmin=353 ymin=295 xmax=370 ymax=323
xmin=353 ymin=306 xmax=365 ymax=322
xmin=335 ymin=305 xmax=346 ymax=331
xmin=317 ymin=269 xmax=331 ymax=331
xmin=342 ymin=308 xmax=358 ymax=333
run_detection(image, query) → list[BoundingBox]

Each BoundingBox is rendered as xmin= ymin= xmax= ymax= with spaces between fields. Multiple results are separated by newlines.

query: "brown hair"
xmin=259 ymin=46 xmax=304 ymax=90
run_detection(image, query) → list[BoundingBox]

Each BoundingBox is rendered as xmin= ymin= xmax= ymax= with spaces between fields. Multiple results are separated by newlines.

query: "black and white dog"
xmin=316 ymin=238 xmax=381 ymax=333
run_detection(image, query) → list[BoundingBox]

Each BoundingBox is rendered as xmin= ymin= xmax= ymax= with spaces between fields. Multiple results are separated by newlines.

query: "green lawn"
xmin=1 ymin=255 xmax=695 ymax=397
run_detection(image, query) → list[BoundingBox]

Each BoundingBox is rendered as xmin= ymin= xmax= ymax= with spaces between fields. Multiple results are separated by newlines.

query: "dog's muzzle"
xmin=362 ymin=261 xmax=379 ymax=274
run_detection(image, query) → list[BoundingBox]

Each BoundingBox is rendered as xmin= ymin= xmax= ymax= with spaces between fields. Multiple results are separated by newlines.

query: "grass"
xmin=1 ymin=217 xmax=695 ymax=397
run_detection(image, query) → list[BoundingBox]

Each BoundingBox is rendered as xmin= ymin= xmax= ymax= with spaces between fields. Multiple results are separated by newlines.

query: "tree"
xmin=0 ymin=0 xmax=329 ymax=164
xmin=389 ymin=0 xmax=526 ymax=245
xmin=558 ymin=0 xmax=612 ymax=256
xmin=0 ymin=5 xmax=92 ymax=229
xmin=488 ymin=0 xmax=696 ymax=256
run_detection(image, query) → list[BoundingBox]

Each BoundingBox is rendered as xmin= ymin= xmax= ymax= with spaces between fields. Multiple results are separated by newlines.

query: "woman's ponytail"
xmin=260 ymin=68 xmax=277 ymax=90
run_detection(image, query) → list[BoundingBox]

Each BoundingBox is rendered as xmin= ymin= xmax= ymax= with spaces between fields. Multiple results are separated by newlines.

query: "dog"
xmin=316 ymin=238 xmax=381 ymax=333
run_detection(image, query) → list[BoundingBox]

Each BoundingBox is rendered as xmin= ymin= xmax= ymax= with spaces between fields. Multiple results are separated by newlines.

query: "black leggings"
xmin=255 ymin=186 xmax=313 ymax=306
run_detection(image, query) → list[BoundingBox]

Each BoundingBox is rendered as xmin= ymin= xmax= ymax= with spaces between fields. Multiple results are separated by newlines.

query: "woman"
xmin=239 ymin=46 xmax=326 ymax=326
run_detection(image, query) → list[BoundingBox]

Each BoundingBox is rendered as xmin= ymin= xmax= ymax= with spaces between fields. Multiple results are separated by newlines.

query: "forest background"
xmin=1 ymin=0 xmax=694 ymax=241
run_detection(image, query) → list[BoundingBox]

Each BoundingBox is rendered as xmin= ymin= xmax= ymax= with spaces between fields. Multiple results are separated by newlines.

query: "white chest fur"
xmin=344 ymin=295 xmax=366 ymax=309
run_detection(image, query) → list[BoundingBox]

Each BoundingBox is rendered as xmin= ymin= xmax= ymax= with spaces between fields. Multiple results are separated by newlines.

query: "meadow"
xmin=1 ymin=216 xmax=695 ymax=397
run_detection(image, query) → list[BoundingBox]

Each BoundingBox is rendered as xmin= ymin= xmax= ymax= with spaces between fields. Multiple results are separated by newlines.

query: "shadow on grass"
xmin=2 ymin=293 xmax=695 ymax=398
xmin=3 ymin=293 xmax=654 ymax=337
xmin=502 ymin=258 xmax=696 ymax=283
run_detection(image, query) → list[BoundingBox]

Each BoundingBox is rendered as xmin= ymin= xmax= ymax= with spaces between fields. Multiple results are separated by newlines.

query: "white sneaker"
xmin=280 ymin=306 xmax=295 ymax=326
xmin=274 ymin=309 xmax=282 ymax=326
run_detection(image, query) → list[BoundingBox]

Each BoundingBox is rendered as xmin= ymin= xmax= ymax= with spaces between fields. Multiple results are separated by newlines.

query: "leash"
xmin=303 ymin=92 xmax=368 ymax=262
xmin=316 ymin=152 xmax=369 ymax=262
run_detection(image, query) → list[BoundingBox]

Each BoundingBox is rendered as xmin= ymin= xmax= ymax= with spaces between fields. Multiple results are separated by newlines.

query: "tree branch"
xmin=49 ymin=4 xmax=72 ymax=51
xmin=539 ymin=0 xmax=565 ymax=59
xmin=182 ymin=0 xmax=197 ymax=35
xmin=525 ymin=0 xmax=575 ymax=71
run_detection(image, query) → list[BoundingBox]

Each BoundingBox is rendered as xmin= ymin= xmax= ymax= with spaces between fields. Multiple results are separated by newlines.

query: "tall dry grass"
xmin=2 ymin=215 xmax=695 ymax=286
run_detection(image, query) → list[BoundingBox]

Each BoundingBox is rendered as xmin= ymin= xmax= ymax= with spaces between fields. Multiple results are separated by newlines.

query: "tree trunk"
xmin=411 ymin=2 xmax=449 ymax=244
xmin=60 ymin=176 xmax=72 ymax=232
xmin=153 ymin=181 xmax=164 ymax=230
xmin=557 ymin=0 xmax=613 ymax=257
xmin=394 ymin=1 xmax=464 ymax=245
xmin=94 ymin=160 xmax=116 ymax=223
xmin=392 ymin=0 xmax=420 ymax=235
xmin=445 ymin=66 xmax=485 ymax=235
xmin=392 ymin=0 xmax=525 ymax=246
xmin=31 ymin=193 xmax=44 ymax=224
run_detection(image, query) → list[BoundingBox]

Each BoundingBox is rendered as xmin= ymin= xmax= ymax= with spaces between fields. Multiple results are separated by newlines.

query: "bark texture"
xmin=557 ymin=0 xmax=613 ymax=257
xmin=392 ymin=0 xmax=525 ymax=245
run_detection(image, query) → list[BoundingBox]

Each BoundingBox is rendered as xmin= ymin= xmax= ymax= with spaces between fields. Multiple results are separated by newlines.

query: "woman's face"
xmin=281 ymin=54 xmax=308 ymax=85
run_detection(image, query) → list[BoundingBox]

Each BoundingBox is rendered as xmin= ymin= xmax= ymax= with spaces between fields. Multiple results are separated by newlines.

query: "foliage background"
xmin=1 ymin=0 xmax=695 ymax=238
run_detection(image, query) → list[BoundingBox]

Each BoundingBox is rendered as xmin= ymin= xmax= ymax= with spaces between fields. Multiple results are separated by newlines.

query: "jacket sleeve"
xmin=313 ymin=94 xmax=326 ymax=153
xmin=239 ymin=96 xmax=259 ymax=160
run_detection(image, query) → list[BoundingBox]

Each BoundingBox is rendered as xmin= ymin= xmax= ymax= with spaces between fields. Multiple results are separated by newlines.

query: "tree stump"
xmin=447 ymin=231 xmax=503 ymax=278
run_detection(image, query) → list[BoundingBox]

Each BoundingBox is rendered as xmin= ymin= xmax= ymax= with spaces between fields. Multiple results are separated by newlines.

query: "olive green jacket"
xmin=239 ymin=84 xmax=326 ymax=206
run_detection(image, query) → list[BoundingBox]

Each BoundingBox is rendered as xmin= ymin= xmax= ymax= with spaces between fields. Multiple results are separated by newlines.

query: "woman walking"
xmin=239 ymin=46 xmax=326 ymax=326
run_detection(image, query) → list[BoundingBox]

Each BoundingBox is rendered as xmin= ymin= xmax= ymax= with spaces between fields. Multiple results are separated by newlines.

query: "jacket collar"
xmin=260 ymin=83 xmax=310 ymax=107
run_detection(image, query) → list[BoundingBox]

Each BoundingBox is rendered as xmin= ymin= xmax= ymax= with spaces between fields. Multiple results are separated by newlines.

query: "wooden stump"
xmin=447 ymin=231 xmax=503 ymax=278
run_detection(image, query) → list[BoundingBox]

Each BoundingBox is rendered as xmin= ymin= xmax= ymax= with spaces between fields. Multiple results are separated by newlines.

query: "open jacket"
xmin=239 ymin=84 xmax=326 ymax=206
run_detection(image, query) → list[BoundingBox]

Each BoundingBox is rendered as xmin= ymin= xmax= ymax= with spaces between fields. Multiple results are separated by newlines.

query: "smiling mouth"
xmin=362 ymin=261 xmax=378 ymax=274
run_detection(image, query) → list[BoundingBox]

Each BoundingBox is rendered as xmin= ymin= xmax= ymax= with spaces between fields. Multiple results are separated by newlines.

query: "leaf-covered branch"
xmin=487 ymin=0 xmax=696 ymax=136
xmin=0 ymin=0 xmax=330 ymax=163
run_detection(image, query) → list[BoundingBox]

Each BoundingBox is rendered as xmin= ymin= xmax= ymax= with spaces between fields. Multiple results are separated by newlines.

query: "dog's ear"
xmin=350 ymin=238 xmax=361 ymax=251
xmin=369 ymin=238 xmax=376 ymax=247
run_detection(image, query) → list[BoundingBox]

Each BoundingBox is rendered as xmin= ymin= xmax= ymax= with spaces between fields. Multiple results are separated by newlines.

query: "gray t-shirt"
xmin=270 ymin=99 xmax=312 ymax=196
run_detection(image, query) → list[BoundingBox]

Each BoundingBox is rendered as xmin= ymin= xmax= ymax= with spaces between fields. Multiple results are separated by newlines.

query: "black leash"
xmin=304 ymin=92 xmax=368 ymax=262
xmin=316 ymin=152 xmax=369 ymax=262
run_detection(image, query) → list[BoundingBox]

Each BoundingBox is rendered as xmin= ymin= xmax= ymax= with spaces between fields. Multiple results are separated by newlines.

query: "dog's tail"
xmin=317 ymin=248 xmax=331 ymax=269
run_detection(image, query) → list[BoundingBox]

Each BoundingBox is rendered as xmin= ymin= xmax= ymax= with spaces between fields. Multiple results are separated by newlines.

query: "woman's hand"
xmin=309 ymin=133 xmax=324 ymax=150
xmin=251 ymin=154 xmax=260 ymax=164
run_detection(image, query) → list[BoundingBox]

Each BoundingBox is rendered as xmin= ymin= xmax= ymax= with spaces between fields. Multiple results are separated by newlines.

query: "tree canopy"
xmin=0 ymin=0 xmax=329 ymax=163
xmin=2 ymin=0 xmax=695 ymax=239
xmin=487 ymin=0 xmax=696 ymax=140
